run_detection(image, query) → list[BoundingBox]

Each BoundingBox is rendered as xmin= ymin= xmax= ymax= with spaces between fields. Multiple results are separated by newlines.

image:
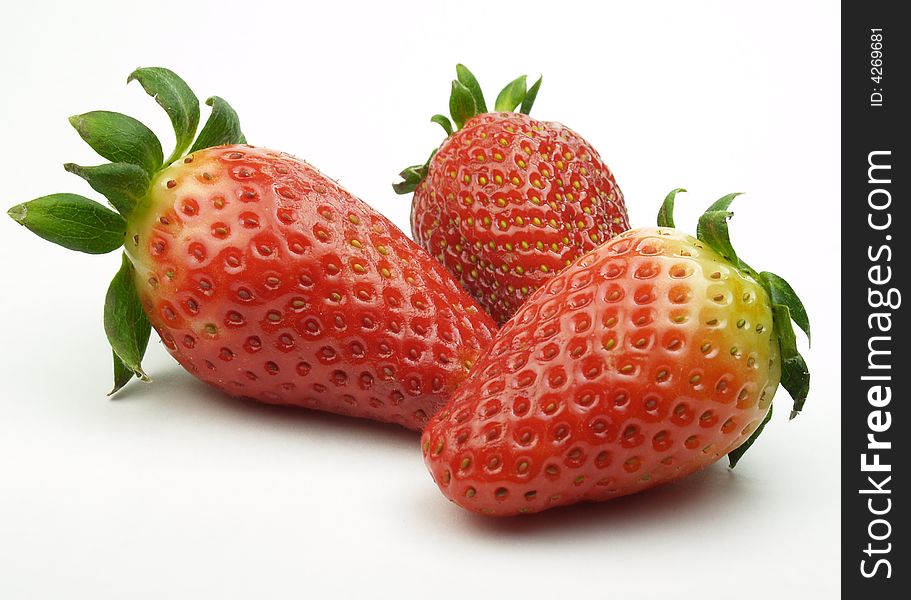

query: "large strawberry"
xmin=393 ymin=65 xmax=629 ymax=326
xmin=8 ymin=68 xmax=495 ymax=430
xmin=421 ymin=190 xmax=810 ymax=515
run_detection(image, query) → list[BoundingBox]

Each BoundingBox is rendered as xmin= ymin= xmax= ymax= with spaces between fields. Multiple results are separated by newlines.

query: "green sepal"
xmin=392 ymin=164 xmax=425 ymax=195
xmin=128 ymin=67 xmax=201 ymax=165
xmin=781 ymin=353 xmax=810 ymax=419
xmin=431 ymin=114 xmax=454 ymax=136
xmin=392 ymin=149 xmax=437 ymax=195
xmin=656 ymin=188 xmax=686 ymax=228
xmin=728 ymin=404 xmax=773 ymax=468
xmin=772 ymin=304 xmax=798 ymax=358
xmin=190 ymin=96 xmax=246 ymax=153
xmin=695 ymin=192 xmax=743 ymax=265
xmin=519 ymin=75 xmax=542 ymax=115
xmin=449 ymin=80 xmax=478 ymax=130
xmin=760 ymin=271 xmax=811 ymax=344
xmin=110 ymin=351 xmax=134 ymax=396
xmin=770 ymin=304 xmax=810 ymax=418
xmin=7 ymin=193 xmax=126 ymax=254
xmin=69 ymin=111 xmax=163 ymax=175
xmin=494 ymin=75 xmax=527 ymax=112
xmin=392 ymin=181 xmax=418 ymax=195
xmin=455 ymin=64 xmax=487 ymax=113
xmin=104 ymin=253 xmax=152 ymax=385
xmin=63 ymin=162 xmax=150 ymax=218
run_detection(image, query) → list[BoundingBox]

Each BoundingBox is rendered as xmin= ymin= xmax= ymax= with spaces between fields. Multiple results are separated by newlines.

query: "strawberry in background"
xmin=394 ymin=65 xmax=629 ymax=325
xmin=422 ymin=190 xmax=810 ymax=515
xmin=8 ymin=68 xmax=496 ymax=430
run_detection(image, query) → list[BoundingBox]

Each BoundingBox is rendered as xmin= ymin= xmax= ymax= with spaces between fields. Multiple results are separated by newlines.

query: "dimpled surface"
xmin=422 ymin=227 xmax=781 ymax=515
xmin=125 ymin=145 xmax=496 ymax=430
xmin=412 ymin=112 xmax=629 ymax=325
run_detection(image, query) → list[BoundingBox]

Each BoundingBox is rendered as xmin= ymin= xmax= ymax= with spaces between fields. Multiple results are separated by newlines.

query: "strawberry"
xmin=394 ymin=65 xmax=629 ymax=326
xmin=8 ymin=68 xmax=495 ymax=430
xmin=421 ymin=190 xmax=810 ymax=515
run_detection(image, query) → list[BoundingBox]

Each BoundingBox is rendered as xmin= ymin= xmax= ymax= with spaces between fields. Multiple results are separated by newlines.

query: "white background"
xmin=0 ymin=1 xmax=839 ymax=598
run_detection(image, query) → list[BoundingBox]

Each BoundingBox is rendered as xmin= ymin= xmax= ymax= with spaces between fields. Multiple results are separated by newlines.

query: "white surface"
xmin=0 ymin=1 xmax=840 ymax=598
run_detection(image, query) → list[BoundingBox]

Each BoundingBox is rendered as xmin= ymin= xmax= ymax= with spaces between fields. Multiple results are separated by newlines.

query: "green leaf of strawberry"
xmin=111 ymin=350 xmax=135 ymax=396
xmin=760 ymin=271 xmax=811 ymax=343
xmin=7 ymin=193 xmax=125 ymax=254
xmin=657 ymin=187 xmax=687 ymax=228
xmin=494 ymin=75 xmax=527 ymax=112
xmin=456 ymin=64 xmax=487 ymax=114
xmin=63 ymin=162 xmax=150 ymax=218
xmin=696 ymin=192 xmax=743 ymax=265
xmin=128 ymin=67 xmax=201 ymax=165
xmin=430 ymin=114 xmax=454 ymax=136
xmin=518 ymin=75 xmax=542 ymax=115
xmin=449 ymin=80 xmax=477 ymax=130
xmin=104 ymin=253 xmax=151 ymax=384
xmin=728 ymin=404 xmax=774 ymax=468
xmin=69 ymin=111 xmax=164 ymax=175
xmin=189 ymin=96 xmax=246 ymax=152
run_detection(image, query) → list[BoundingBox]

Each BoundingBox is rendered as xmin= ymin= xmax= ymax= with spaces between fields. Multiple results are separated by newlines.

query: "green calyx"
xmin=392 ymin=64 xmax=543 ymax=195
xmin=6 ymin=67 xmax=247 ymax=395
xmin=657 ymin=189 xmax=811 ymax=467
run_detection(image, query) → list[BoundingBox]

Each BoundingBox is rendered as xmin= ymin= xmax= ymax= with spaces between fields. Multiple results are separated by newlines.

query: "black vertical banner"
xmin=842 ymin=2 xmax=906 ymax=597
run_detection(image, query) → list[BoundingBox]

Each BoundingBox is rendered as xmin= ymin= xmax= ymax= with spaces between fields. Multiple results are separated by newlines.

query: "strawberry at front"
xmin=421 ymin=190 xmax=810 ymax=515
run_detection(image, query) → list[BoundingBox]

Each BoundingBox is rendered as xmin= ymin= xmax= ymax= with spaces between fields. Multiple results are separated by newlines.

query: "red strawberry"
xmin=421 ymin=190 xmax=810 ymax=515
xmin=394 ymin=65 xmax=629 ymax=325
xmin=8 ymin=68 xmax=495 ymax=430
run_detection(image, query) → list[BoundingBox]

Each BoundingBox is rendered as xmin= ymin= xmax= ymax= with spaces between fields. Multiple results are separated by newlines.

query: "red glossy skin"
xmin=412 ymin=112 xmax=629 ymax=326
xmin=422 ymin=227 xmax=781 ymax=515
xmin=125 ymin=145 xmax=497 ymax=430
